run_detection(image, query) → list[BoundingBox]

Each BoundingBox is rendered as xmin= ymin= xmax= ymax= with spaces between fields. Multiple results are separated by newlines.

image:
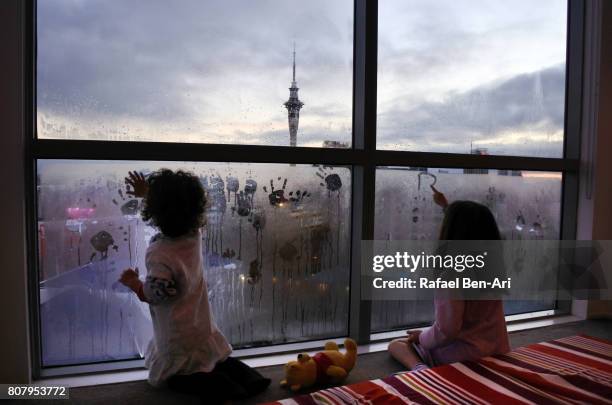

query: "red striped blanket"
xmin=265 ymin=335 xmax=612 ymax=404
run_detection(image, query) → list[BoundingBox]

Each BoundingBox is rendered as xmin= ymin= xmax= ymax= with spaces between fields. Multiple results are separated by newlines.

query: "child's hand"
xmin=431 ymin=185 xmax=448 ymax=209
xmin=125 ymin=171 xmax=148 ymax=198
xmin=119 ymin=267 xmax=141 ymax=291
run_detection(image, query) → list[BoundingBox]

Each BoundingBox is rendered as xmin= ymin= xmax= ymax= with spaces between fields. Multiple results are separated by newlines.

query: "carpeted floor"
xmin=26 ymin=319 xmax=612 ymax=404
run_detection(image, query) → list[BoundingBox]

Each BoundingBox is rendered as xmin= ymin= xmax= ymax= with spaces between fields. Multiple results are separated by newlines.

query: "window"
xmin=375 ymin=169 xmax=561 ymax=241
xmin=37 ymin=0 xmax=353 ymax=147
xmin=28 ymin=0 xmax=582 ymax=376
xmin=377 ymin=0 xmax=567 ymax=157
xmin=372 ymin=168 xmax=561 ymax=332
xmin=38 ymin=160 xmax=351 ymax=366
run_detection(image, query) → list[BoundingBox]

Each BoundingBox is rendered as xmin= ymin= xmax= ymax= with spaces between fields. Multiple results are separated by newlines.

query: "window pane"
xmin=37 ymin=1 xmax=353 ymax=148
xmin=372 ymin=167 xmax=561 ymax=332
xmin=37 ymin=160 xmax=351 ymax=366
xmin=377 ymin=0 xmax=567 ymax=157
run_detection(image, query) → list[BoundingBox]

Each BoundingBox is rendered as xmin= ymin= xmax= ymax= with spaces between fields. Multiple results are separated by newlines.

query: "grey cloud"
xmin=37 ymin=0 xmax=352 ymax=122
xmin=38 ymin=0 xmax=563 ymax=155
xmin=377 ymin=65 xmax=566 ymax=156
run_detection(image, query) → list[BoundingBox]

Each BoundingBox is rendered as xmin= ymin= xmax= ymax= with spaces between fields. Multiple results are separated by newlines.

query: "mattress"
xmin=266 ymin=334 xmax=612 ymax=404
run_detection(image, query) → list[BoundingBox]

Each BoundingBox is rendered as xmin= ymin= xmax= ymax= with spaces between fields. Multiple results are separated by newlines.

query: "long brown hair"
xmin=439 ymin=201 xmax=501 ymax=240
xmin=437 ymin=201 xmax=506 ymax=296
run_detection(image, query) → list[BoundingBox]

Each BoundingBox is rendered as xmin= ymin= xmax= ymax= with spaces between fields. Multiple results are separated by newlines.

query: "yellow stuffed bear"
xmin=280 ymin=338 xmax=357 ymax=391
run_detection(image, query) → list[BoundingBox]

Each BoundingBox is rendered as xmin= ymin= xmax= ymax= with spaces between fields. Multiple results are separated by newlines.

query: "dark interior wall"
xmin=587 ymin=0 xmax=612 ymax=318
xmin=592 ymin=0 xmax=612 ymax=241
xmin=0 ymin=1 xmax=31 ymax=383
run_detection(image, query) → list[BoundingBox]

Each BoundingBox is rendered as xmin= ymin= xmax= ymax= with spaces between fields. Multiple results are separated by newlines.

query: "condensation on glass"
xmin=377 ymin=0 xmax=567 ymax=157
xmin=372 ymin=167 xmax=562 ymax=332
xmin=37 ymin=160 xmax=351 ymax=366
xmin=36 ymin=0 xmax=353 ymax=148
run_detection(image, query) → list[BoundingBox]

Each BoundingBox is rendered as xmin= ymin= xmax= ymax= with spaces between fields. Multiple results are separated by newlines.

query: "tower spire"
xmin=292 ymin=42 xmax=296 ymax=84
xmin=284 ymin=43 xmax=304 ymax=147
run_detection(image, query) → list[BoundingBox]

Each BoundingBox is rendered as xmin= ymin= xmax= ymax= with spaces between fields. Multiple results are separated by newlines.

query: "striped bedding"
xmin=265 ymin=335 xmax=612 ymax=404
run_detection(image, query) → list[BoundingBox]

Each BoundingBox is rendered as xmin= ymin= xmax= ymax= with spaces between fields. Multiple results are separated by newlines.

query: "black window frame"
xmin=25 ymin=0 xmax=584 ymax=378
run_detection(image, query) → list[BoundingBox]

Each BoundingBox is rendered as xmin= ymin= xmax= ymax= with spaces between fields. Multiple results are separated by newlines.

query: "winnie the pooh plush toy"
xmin=280 ymin=338 xmax=357 ymax=391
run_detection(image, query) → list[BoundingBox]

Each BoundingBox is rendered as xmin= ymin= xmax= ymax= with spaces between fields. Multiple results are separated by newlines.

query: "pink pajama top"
xmin=418 ymin=299 xmax=510 ymax=366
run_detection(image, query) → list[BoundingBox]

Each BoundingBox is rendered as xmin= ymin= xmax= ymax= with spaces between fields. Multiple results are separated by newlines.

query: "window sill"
xmin=33 ymin=313 xmax=583 ymax=388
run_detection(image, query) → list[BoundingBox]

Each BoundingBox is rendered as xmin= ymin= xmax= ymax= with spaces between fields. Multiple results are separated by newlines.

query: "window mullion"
xmin=349 ymin=0 xmax=377 ymax=344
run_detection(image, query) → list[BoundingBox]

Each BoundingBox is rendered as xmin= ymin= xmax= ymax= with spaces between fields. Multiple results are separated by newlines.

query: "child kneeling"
xmin=389 ymin=190 xmax=510 ymax=371
xmin=120 ymin=169 xmax=270 ymax=403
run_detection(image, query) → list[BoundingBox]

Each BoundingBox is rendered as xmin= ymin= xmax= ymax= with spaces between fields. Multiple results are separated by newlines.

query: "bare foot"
xmin=388 ymin=339 xmax=423 ymax=370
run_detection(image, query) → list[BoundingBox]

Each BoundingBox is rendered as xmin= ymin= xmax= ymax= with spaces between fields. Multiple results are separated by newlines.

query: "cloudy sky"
xmin=37 ymin=0 xmax=567 ymax=156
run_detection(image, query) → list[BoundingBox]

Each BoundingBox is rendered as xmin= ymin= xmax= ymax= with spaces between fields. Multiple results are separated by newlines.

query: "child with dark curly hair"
xmin=119 ymin=169 xmax=270 ymax=403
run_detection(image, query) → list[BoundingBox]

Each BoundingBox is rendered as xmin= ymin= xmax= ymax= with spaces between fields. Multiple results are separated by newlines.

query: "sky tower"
xmin=284 ymin=44 xmax=304 ymax=147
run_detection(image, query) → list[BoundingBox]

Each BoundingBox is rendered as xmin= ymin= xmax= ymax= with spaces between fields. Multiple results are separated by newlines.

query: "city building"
xmin=322 ymin=140 xmax=350 ymax=148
